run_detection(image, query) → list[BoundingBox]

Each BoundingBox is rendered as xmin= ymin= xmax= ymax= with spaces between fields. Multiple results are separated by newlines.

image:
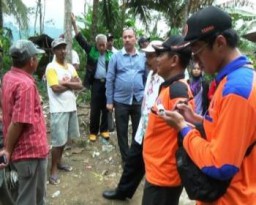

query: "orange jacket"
xmin=180 ymin=56 xmax=256 ymax=205
xmin=143 ymin=74 xmax=194 ymax=186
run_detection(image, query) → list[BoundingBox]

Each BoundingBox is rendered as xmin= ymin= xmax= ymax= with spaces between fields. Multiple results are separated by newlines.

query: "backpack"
xmin=176 ymin=124 xmax=256 ymax=203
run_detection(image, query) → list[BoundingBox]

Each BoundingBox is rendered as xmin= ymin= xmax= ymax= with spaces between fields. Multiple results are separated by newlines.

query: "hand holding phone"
xmin=156 ymin=104 xmax=166 ymax=116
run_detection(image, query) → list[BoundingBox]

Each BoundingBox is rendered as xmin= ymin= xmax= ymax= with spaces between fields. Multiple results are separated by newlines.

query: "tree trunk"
xmin=121 ymin=0 xmax=127 ymax=32
xmin=34 ymin=0 xmax=44 ymax=35
xmin=64 ymin=0 xmax=72 ymax=63
xmin=91 ymin=0 xmax=99 ymax=42
xmin=0 ymin=0 xmax=3 ymax=30
xmin=182 ymin=0 xmax=190 ymax=35
xmin=39 ymin=0 xmax=43 ymax=34
xmin=34 ymin=0 xmax=39 ymax=35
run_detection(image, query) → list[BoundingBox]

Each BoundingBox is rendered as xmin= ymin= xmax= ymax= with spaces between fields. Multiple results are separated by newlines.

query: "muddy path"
xmin=44 ymin=104 xmax=195 ymax=205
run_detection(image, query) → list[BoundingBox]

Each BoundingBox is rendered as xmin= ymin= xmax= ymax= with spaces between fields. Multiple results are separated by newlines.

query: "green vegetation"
xmin=1 ymin=0 xmax=256 ymax=99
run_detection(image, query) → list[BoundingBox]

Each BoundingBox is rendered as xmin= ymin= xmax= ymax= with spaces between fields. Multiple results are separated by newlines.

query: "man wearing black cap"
xmin=162 ymin=6 xmax=256 ymax=205
xmin=107 ymin=33 xmax=118 ymax=53
xmin=0 ymin=40 xmax=49 ymax=204
xmin=142 ymin=35 xmax=193 ymax=205
xmin=138 ymin=36 xmax=150 ymax=49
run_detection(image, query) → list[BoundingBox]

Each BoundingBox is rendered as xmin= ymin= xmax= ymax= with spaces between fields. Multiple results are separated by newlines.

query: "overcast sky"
xmin=22 ymin=0 xmax=87 ymax=29
xmin=9 ymin=0 xmax=256 ymax=29
xmin=6 ymin=0 xmax=255 ymax=39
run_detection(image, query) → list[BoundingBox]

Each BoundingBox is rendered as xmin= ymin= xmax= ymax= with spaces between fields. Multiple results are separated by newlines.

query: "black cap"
xmin=107 ymin=33 xmax=114 ymax=41
xmin=184 ymin=6 xmax=232 ymax=44
xmin=153 ymin=35 xmax=189 ymax=52
xmin=153 ymin=35 xmax=191 ymax=68
xmin=138 ymin=36 xmax=150 ymax=45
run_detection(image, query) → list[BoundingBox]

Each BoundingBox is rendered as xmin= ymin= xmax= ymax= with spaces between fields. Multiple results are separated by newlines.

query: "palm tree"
xmin=0 ymin=0 xmax=3 ymax=29
xmin=34 ymin=0 xmax=45 ymax=35
xmin=100 ymin=0 xmax=120 ymax=33
xmin=91 ymin=0 xmax=99 ymax=42
xmin=0 ymin=0 xmax=28 ymax=31
xmin=86 ymin=0 xmax=254 ymax=43
xmin=123 ymin=0 xmax=215 ymax=34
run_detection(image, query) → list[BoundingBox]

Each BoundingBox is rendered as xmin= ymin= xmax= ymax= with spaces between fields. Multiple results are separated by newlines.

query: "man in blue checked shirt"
xmin=106 ymin=27 xmax=147 ymax=166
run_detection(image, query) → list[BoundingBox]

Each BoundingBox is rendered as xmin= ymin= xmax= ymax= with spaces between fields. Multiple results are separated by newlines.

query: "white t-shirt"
xmin=45 ymin=61 xmax=78 ymax=113
xmin=111 ymin=47 xmax=118 ymax=54
xmin=134 ymin=71 xmax=164 ymax=144
xmin=72 ymin=50 xmax=80 ymax=65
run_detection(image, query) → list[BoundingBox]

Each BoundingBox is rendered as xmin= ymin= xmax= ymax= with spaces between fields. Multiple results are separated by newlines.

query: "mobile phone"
xmin=156 ymin=104 xmax=166 ymax=116
xmin=0 ymin=154 xmax=7 ymax=164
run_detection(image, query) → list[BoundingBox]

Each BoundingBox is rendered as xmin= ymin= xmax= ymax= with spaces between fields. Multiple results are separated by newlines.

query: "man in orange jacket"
xmin=142 ymin=35 xmax=193 ymax=205
xmin=163 ymin=6 xmax=256 ymax=205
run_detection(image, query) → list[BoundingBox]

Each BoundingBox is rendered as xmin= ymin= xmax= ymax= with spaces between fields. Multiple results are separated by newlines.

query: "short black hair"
xmin=12 ymin=58 xmax=30 ymax=67
xmin=159 ymin=49 xmax=191 ymax=69
xmin=201 ymin=28 xmax=239 ymax=49
xmin=176 ymin=49 xmax=192 ymax=69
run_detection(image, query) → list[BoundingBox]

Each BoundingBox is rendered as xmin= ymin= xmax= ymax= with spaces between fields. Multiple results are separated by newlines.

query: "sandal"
xmin=49 ymin=175 xmax=60 ymax=185
xmin=57 ymin=164 xmax=73 ymax=172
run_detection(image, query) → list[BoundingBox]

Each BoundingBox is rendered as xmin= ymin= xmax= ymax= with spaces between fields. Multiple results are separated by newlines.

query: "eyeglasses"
xmin=191 ymin=43 xmax=208 ymax=57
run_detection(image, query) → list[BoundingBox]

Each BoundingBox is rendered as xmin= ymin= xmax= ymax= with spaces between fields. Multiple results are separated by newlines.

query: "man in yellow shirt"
xmin=45 ymin=38 xmax=83 ymax=185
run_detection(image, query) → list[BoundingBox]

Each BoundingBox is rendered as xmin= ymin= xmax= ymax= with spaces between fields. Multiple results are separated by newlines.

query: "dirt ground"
xmin=44 ymin=103 xmax=195 ymax=205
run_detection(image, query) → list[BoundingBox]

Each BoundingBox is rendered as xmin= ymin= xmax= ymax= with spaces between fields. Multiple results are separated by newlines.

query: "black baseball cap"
xmin=184 ymin=6 xmax=232 ymax=44
xmin=153 ymin=35 xmax=191 ymax=54
xmin=153 ymin=35 xmax=191 ymax=67
xmin=138 ymin=36 xmax=150 ymax=45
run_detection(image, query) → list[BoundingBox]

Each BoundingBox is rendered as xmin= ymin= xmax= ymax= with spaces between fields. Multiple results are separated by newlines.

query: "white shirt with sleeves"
xmin=46 ymin=61 xmax=78 ymax=113
xmin=134 ymin=71 xmax=164 ymax=144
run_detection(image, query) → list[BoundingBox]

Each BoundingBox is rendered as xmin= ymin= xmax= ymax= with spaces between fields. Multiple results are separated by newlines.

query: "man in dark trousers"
xmin=105 ymin=28 xmax=146 ymax=165
xmin=103 ymin=40 xmax=163 ymax=200
xmin=71 ymin=13 xmax=113 ymax=142
xmin=0 ymin=39 xmax=49 ymax=204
